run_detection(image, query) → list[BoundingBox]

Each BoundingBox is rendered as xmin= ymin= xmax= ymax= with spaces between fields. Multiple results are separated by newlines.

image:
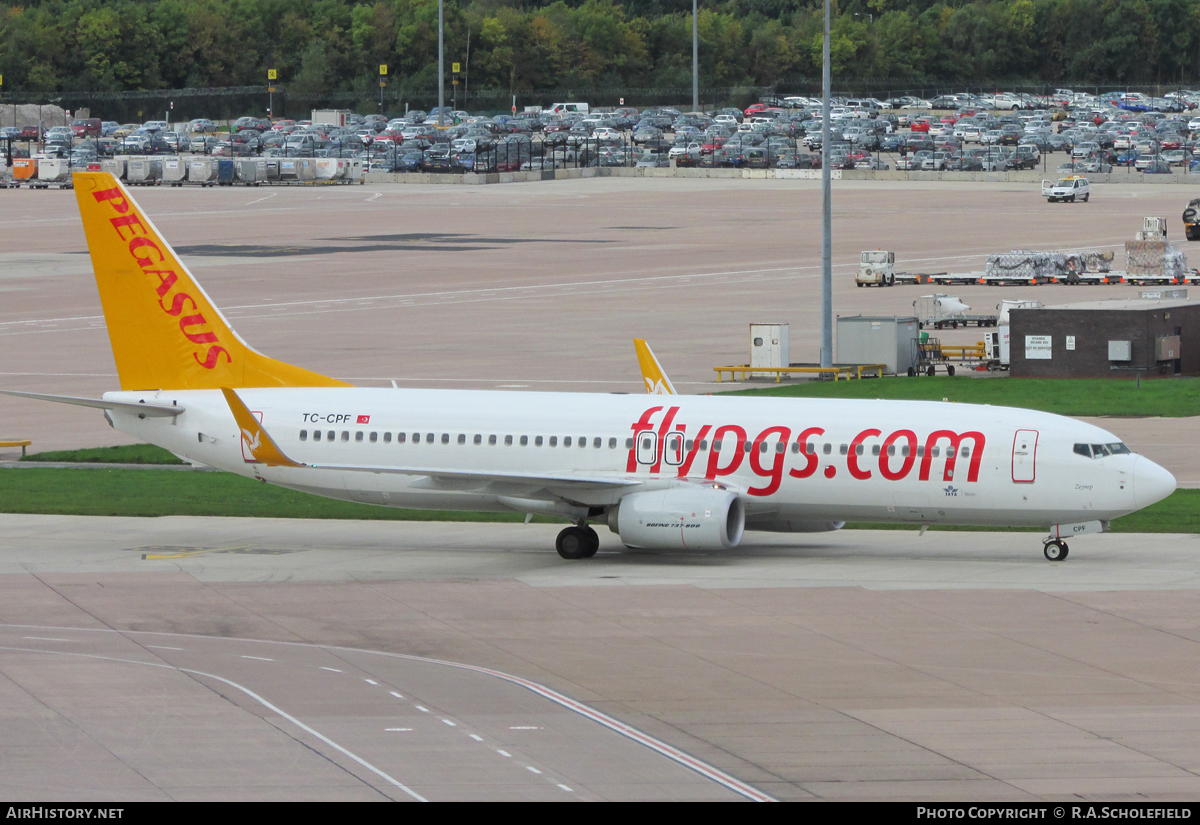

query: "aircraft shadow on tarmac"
xmin=172 ymin=233 xmax=611 ymax=258
xmin=574 ymin=539 xmax=1044 ymax=567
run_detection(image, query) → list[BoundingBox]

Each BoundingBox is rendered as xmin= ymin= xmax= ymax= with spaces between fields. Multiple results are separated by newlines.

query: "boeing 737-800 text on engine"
xmin=1 ymin=173 xmax=1177 ymax=560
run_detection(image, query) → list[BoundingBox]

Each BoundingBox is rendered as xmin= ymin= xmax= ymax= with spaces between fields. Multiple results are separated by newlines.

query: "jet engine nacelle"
xmin=608 ymin=487 xmax=745 ymax=550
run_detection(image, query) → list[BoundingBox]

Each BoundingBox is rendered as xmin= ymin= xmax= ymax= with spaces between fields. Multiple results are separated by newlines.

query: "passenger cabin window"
xmin=549 ymin=436 xmax=558 ymax=447
xmin=341 ymin=431 xmax=349 ymax=442
xmin=441 ymin=433 xmax=450 ymax=444
xmin=383 ymin=432 xmax=392 ymax=443
xmin=355 ymin=432 xmax=364 ymax=442
xmin=625 ymin=438 xmax=633 ymax=449
xmin=637 ymin=433 xmax=658 ymax=464
xmin=563 ymin=436 xmax=572 ymax=447
xmin=489 ymin=435 xmax=497 ymax=445
xmin=300 ymin=430 xmax=308 ymax=441
xmin=397 ymin=433 xmax=405 ymax=443
xmin=426 ymin=433 xmax=434 ymax=444
xmin=505 ymin=435 xmax=513 ymax=446
xmin=610 ymin=438 xmax=618 ymax=449
xmin=535 ymin=436 xmax=543 ymax=447
xmin=520 ymin=436 xmax=528 ymax=446
xmin=457 ymin=434 xmax=466 ymax=444
xmin=594 ymin=437 xmax=602 ymax=448
xmin=327 ymin=431 xmax=334 ymax=441
xmin=474 ymin=434 xmax=482 ymax=445
xmin=369 ymin=432 xmax=378 ymax=443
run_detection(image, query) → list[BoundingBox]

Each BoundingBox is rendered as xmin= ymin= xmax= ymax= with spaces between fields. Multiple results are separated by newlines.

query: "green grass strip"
xmin=721 ymin=376 xmax=1200 ymax=418
xmin=21 ymin=444 xmax=185 ymax=465
xmin=0 ymin=466 xmax=1191 ymax=532
xmin=0 ymin=467 xmax=557 ymax=522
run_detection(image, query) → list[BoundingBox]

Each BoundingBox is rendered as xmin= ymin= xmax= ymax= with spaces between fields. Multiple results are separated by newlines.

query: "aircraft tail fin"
xmin=634 ymin=338 xmax=677 ymax=395
xmin=72 ymin=171 xmax=349 ymax=391
xmin=221 ymin=388 xmax=305 ymax=467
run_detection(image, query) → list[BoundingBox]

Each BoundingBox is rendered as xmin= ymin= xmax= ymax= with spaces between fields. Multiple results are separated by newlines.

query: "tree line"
xmin=1 ymin=0 xmax=1198 ymax=102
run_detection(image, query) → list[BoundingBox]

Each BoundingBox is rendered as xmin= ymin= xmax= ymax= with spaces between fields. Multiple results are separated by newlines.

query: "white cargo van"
xmin=546 ymin=102 xmax=589 ymax=115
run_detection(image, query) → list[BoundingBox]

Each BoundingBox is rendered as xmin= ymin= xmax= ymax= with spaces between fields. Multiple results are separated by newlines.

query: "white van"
xmin=546 ymin=102 xmax=589 ymax=115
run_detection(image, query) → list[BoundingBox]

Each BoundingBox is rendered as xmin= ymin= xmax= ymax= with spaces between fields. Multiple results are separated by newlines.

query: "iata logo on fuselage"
xmin=627 ymin=405 xmax=985 ymax=498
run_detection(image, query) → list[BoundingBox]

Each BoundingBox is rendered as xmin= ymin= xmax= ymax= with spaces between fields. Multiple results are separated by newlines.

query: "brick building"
xmin=1009 ymin=298 xmax=1198 ymax=378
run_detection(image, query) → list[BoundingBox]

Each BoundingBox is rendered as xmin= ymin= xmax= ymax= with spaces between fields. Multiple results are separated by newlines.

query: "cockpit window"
xmin=1075 ymin=442 xmax=1131 ymax=458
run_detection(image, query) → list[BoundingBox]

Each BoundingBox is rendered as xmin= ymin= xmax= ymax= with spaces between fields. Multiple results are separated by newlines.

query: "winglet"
xmin=634 ymin=339 xmax=676 ymax=395
xmin=221 ymin=388 xmax=305 ymax=467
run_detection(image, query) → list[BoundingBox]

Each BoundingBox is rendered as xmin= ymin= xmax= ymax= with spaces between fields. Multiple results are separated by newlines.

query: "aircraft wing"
xmin=222 ymin=387 xmax=638 ymax=489
xmin=312 ymin=462 xmax=639 ymax=488
xmin=0 ymin=389 xmax=184 ymax=418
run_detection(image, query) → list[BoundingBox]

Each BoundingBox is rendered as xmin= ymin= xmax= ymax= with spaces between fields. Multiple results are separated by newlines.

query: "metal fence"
xmin=7 ymin=79 xmax=1200 ymax=123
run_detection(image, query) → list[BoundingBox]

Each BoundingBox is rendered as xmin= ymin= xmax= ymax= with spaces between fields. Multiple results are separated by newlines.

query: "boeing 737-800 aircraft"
xmin=2 ymin=173 xmax=1177 ymax=560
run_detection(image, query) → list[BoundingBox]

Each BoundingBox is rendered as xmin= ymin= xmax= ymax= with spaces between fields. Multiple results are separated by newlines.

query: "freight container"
xmin=99 ymin=158 xmax=126 ymax=179
xmin=162 ymin=157 xmax=187 ymax=185
xmin=187 ymin=158 xmax=217 ymax=186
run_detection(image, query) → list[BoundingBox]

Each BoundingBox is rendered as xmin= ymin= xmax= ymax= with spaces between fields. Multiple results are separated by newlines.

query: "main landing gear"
xmin=1043 ymin=538 xmax=1069 ymax=561
xmin=556 ymin=524 xmax=600 ymax=560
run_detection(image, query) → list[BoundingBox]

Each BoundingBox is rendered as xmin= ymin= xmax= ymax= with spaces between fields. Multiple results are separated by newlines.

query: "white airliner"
xmin=1 ymin=173 xmax=1177 ymax=561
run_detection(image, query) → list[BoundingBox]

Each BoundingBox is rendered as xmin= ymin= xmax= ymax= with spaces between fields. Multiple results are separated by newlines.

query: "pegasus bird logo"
xmin=241 ymin=427 xmax=262 ymax=455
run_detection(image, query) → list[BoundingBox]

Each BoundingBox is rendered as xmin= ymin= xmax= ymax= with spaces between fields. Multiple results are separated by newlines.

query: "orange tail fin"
xmin=72 ymin=171 xmax=349 ymax=390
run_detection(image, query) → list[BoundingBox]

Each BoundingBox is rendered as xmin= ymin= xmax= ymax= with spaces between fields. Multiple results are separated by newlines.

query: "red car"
xmin=19 ymin=125 xmax=41 ymax=139
xmin=744 ymin=103 xmax=770 ymax=118
xmin=910 ymin=119 xmax=931 ymax=133
xmin=940 ymin=114 xmax=959 ymax=125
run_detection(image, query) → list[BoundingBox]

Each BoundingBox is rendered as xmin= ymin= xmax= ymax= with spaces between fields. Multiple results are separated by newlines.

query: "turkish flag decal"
xmin=357 ymin=415 xmax=370 ymax=424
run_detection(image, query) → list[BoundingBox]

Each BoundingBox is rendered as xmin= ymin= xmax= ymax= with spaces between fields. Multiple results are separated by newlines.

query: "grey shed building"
xmin=1009 ymin=298 xmax=1197 ymax=378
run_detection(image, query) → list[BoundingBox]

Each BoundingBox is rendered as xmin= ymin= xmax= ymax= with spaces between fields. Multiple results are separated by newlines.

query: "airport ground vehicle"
xmin=0 ymin=172 xmax=1176 ymax=564
xmin=914 ymin=294 xmax=999 ymax=329
xmin=856 ymin=250 xmax=895 ymax=286
xmin=1042 ymin=176 xmax=1090 ymax=202
xmin=1183 ymin=199 xmax=1200 ymax=240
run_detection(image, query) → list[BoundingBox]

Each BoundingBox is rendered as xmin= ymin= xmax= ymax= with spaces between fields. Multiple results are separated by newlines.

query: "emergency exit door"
xmin=1012 ymin=429 xmax=1038 ymax=483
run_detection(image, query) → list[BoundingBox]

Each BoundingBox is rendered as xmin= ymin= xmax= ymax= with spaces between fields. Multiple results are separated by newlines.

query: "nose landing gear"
xmin=1043 ymin=539 xmax=1069 ymax=561
xmin=556 ymin=525 xmax=600 ymax=559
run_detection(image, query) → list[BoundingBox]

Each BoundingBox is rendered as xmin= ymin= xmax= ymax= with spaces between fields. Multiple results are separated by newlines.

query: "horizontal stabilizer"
xmin=0 ymin=389 xmax=183 ymax=417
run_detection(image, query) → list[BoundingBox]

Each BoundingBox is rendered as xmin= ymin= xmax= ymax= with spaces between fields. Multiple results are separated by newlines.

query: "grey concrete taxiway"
xmin=4 ymin=515 xmax=1200 ymax=801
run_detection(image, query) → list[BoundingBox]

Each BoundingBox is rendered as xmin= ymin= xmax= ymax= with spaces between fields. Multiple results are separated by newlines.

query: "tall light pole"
xmin=820 ymin=0 xmax=833 ymax=369
xmin=692 ymin=0 xmax=699 ymax=112
xmin=438 ymin=0 xmax=445 ymax=127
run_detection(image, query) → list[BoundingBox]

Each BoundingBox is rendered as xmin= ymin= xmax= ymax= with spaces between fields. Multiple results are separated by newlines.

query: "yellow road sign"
xmin=267 ymin=69 xmax=277 ymax=80
xmin=452 ymin=62 xmax=461 ymax=74
xmin=379 ymin=64 xmax=388 ymax=76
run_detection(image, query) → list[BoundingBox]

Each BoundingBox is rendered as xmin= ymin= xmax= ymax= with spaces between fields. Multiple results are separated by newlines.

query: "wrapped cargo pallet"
xmin=1126 ymin=241 xmax=1188 ymax=283
xmin=984 ymin=250 xmax=1065 ymax=282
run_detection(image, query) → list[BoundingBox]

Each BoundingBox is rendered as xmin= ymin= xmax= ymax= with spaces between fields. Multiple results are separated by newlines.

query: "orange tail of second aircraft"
xmin=72 ymin=171 xmax=348 ymax=391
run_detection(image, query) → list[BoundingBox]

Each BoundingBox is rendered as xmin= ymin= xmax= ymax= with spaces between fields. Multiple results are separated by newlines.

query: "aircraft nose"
xmin=1134 ymin=456 xmax=1176 ymax=509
